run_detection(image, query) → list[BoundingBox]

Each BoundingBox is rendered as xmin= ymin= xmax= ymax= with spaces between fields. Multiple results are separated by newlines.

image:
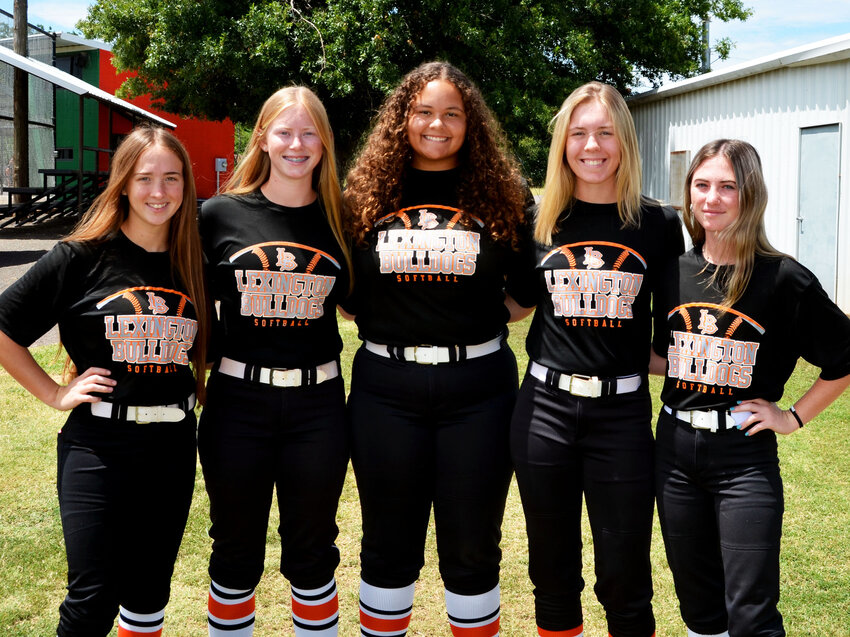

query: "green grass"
xmin=1 ymin=318 xmax=848 ymax=635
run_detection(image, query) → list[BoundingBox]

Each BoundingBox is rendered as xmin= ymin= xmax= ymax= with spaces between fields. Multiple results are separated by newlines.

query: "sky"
xmin=5 ymin=0 xmax=850 ymax=81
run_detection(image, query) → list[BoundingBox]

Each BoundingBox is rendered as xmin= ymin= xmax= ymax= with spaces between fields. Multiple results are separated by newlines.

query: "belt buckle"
xmin=688 ymin=410 xmax=719 ymax=432
xmin=568 ymin=373 xmax=602 ymax=398
xmin=412 ymin=345 xmax=441 ymax=365
xmin=271 ymin=368 xmax=302 ymax=387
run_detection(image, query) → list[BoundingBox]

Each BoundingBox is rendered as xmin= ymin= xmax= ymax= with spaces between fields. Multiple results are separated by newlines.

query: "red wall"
xmin=97 ymin=52 xmax=234 ymax=200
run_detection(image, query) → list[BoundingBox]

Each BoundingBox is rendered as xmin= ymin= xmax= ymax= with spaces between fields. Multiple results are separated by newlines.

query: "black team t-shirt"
xmin=200 ymin=190 xmax=349 ymax=367
xmin=512 ymin=199 xmax=684 ymax=378
xmin=653 ymin=248 xmax=850 ymax=410
xmin=0 ymin=231 xmax=198 ymax=405
xmin=347 ymin=167 xmax=525 ymax=346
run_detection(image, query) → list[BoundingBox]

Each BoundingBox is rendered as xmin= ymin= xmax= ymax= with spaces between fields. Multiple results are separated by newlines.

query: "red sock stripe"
xmin=208 ymin=592 xmax=256 ymax=621
xmin=538 ymin=625 xmax=583 ymax=637
xmin=360 ymin=608 xmax=412 ymax=633
xmin=450 ymin=616 xmax=500 ymax=637
xmin=118 ymin=628 xmax=162 ymax=637
xmin=292 ymin=593 xmax=339 ymax=621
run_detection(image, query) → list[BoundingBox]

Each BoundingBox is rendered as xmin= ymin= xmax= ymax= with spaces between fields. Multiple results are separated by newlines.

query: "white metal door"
xmin=798 ymin=124 xmax=840 ymax=300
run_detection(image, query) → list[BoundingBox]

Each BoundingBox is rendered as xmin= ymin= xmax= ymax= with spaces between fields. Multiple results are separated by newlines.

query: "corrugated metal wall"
xmin=630 ymin=60 xmax=850 ymax=309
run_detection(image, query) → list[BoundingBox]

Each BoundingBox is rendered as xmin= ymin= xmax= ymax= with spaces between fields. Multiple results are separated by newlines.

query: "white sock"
xmin=207 ymin=580 xmax=255 ymax=636
xmin=445 ymin=585 xmax=500 ymax=637
xmin=291 ymin=578 xmax=339 ymax=636
xmin=359 ymin=580 xmax=416 ymax=636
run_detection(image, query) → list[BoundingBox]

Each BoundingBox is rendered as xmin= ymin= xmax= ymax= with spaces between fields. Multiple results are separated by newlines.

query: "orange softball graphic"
xmin=669 ymin=303 xmax=765 ymax=336
xmin=541 ymin=241 xmax=648 ymax=271
xmin=97 ymin=286 xmax=193 ymax=316
xmin=228 ymin=241 xmax=342 ymax=271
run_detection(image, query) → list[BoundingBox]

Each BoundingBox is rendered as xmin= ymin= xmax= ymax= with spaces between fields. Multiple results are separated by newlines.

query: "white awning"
xmin=0 ymin=45 xmax=175 ymax=128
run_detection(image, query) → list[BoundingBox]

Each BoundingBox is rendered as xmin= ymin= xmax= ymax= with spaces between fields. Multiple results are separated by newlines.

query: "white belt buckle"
xmin=271 ymin=368 xmax=302 ymax=387
xmin=568 ymin=374 xmax=602 ymax=398
xmin=412 ymin=345 xmax=441 ymax=365
xmin=688 ymin=410 xmax=719 ymax=432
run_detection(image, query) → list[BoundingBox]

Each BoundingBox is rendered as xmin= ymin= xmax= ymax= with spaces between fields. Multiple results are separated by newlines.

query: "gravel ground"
xmin=0 ymin=219 xmax=76 ymax=346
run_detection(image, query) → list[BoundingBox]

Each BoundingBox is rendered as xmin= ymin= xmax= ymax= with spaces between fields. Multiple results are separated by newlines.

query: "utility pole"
xmin=13 ymin=0 xmax=29 ymax=200
xmin=700 ymin=18 xmax=711 ymax=74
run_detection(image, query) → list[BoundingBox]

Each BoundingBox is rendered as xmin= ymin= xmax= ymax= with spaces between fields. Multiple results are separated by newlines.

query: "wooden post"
xmin=78 ymin=95 xmax=84 ymax=213
xmin=13 ymin=0 xmax=29 ymax=203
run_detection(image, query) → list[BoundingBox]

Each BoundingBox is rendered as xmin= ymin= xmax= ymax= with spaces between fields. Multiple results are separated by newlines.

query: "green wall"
xmin=55 ymin=50 xmax=100 ymax=174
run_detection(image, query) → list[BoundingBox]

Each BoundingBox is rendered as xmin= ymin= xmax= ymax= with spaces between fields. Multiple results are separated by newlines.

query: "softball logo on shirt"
xmin=541 ymin=241 xmax=646 ymax=328
xmin=374 ymin=205 xmax=482 ymax=283
xmin=229 ymin=241 xmax=340 ymax=327
xmin=666 ymin=302 xmax=763 ymax=395
xmin=98 ymin=286 xmax=198 ymax=373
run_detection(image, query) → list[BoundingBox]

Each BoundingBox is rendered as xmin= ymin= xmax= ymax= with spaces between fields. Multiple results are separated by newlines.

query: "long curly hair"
xmin=344 ymin=61 xmax=527 ymax=247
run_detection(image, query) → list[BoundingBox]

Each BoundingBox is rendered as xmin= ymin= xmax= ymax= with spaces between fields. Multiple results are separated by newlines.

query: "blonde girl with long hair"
xmin=0 ymin=125 xmax=209 ymax=637
xmin=509 ymin=81 xmax=683 ymax=637
xmin=651 ymin=139 xmax=850 ymax=636
xmin=198 ymin=86 xmax=351 ymax=637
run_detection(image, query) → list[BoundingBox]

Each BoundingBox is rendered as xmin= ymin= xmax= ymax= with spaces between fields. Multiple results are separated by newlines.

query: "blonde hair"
xmin=226 ymin=86 xmax=351 ymax=288
xmin=536 ymin=82 xmax=644 ymax=244
xmin=683 ymin=139 xmax=785 ymax=308
xmin=65 ymin=126 xmax=210 ymax=403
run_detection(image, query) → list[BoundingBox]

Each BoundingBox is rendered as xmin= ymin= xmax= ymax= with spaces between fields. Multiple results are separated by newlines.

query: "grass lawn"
xmin=1 ymin=316 xmax=848 ymax=636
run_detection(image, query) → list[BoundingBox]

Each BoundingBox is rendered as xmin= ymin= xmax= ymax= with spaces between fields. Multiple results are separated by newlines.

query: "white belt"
xmin=364 ymin=335 xmax=503 ymax=365
xmin=218 ymin=357 xmax=338 ymax=387
xmin=663 ymin=405 xmax=751 ymax=432
xmin=529 ymin=361 xmax=641 ymax=398
xmin=90 ymin=393 xmax=196 ymax=423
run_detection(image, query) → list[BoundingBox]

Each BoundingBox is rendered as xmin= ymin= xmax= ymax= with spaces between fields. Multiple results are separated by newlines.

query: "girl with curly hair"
xmin=343 ymin=61 xmax=531 ymax=637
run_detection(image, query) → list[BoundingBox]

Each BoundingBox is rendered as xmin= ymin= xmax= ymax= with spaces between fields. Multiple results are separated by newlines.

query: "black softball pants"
xmin=348 ymin=343 xmax=517 ymax=595
xmin=198 ymin=370 xmax=348 ymax=591
xmin=56 ymin=409 xmax=196 ymax=637
xmin=655 ymin=409 xmax=785 ymax=637
xmin=510 ymin=371 xmax=655 ymax=637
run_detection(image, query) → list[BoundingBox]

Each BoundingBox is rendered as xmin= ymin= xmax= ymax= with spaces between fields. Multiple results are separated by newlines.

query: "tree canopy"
xmin=79 ymin=0 xmax=750 ymax=182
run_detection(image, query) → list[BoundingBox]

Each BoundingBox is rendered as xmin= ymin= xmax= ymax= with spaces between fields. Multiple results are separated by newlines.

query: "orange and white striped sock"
xmin=445 ymin=585 xmax=501 ymax=637
xmin=537 ymin=625 xmax=583 ymax=637
xmin=117 ymin=606 xmax=164 ymax=636
xmin=359 ymin=580 xmax=415 ymax=636
xmin=291 ymin=578 xmax=339 ymax=636
xmin=207 ymin=580 xmax=255 ymax=636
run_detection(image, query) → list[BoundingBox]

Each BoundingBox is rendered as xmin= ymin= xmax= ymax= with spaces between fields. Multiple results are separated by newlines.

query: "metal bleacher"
xmin=0 ymin=168 xmax=108 ymax=228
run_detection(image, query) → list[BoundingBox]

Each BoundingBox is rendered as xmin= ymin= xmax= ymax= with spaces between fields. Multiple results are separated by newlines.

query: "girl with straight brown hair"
xmin=0 ymin=125 xmax=209 ymax=636
xmin=651 ymin=139 xmax=850 ymax=637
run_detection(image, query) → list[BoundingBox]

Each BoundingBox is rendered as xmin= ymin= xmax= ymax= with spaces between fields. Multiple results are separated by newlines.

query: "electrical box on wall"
xmin=214 ymin=158 xmax=227 ymax=172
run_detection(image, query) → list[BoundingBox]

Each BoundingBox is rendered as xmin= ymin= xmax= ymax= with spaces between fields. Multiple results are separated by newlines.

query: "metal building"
xmin=628 ymin=33 xmax=850 ymax=310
